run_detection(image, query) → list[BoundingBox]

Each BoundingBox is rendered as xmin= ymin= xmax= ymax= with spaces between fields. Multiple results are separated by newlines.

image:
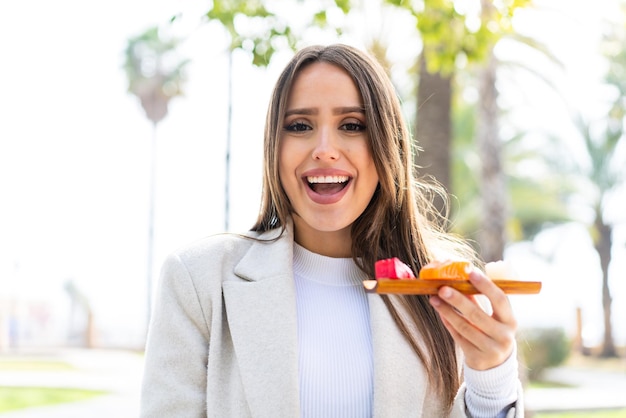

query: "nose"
xmin=311 ymin=127 xmax=340 ymax=161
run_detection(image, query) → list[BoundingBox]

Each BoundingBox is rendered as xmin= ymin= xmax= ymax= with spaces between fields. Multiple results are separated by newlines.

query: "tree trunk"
xmin=477 ymin=46 xmax=506 ymax=262
xmin=414 ymin=54 xmax=452 ymax=219
xmin=595 ymin=210 xmax=616 ymax=357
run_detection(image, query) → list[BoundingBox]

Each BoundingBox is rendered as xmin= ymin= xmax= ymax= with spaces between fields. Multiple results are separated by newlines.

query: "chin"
xmin=293 ymin=212 xmax=347 ymax=232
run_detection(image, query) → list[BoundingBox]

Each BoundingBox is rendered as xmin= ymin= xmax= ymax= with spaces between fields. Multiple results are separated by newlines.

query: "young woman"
xmin=140 ymin=44 xmax=523 ymax=417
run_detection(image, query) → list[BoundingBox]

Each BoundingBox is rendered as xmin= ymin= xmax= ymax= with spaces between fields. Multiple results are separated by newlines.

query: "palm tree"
xmin=123 ymin=25 xmax=188 ymax=330
xmin=415 ymin=55 xmax=453 ymax=218
xmin=475 ymin=0 xmax=506 ymax=262
xmin=124 ymin=26 xmax=188 ymax=125
xmin=64 ymin=280 xmax=95 ymax=348
xmin=411 ymin=1 xmax=466 ymax=220
xmin=538 ymin=13 xmax=626 ymax=358
xmin=570 ymin=113 xmax=623 ymax=357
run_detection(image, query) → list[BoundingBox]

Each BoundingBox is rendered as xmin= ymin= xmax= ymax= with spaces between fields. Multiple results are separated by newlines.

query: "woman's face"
xmin=279 ymin=62 xmax=379 ymax=257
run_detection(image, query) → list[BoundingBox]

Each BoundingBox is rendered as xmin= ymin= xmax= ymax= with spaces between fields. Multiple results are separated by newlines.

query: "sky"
xmin=0 ymin=0 xmax=624 ymax=349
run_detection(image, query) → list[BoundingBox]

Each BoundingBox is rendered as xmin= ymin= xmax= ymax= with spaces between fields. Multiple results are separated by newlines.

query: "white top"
xmin=293 ymin=243 xmax=518 ymax=417
xmin=293 ymin=243 xmax=374 ymax=417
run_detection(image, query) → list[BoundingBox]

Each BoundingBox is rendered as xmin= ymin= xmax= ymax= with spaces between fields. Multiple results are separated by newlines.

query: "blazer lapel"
xmin=369 ymin=294 xmax=427 ymax=417
xmin=222 ymin=225 xmax=300 ymax=417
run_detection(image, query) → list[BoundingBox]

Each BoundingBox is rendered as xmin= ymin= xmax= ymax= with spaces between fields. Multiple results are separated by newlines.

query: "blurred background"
xmin=0 ymin=0 xmax=625 ymax=416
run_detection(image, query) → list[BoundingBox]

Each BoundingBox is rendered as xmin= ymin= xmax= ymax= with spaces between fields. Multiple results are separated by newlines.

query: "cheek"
xmin=363 ymin=156 xmax=380 ymax=197
xmin=278 ymin=141 xmax=295 ymax=190
xmin=365 ymin=171 xmax=379 ymax=198
xmin=359 ymin=147 xmax=379 ymax=185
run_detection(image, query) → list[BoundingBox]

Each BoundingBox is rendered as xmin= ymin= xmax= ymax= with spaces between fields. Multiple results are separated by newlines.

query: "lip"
xmin=301 ymin=168 xmax=353 ymax=205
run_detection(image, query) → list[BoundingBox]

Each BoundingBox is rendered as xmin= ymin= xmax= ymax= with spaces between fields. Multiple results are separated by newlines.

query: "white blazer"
xmin=140 ymin=221 xmax=523 ymax=417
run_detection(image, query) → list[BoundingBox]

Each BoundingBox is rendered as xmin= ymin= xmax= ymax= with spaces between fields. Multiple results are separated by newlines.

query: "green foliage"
xmin=205 ymin=0 xmax=355 ymax=66
xmin=549 ymin=18 xmax=626 ymax=226
xmin=0 ymin=360 xmax=74 ymax=371
xmin=204 ymin=0 xmax=534 ymax=72
xmin=385 ymin=0 xmax=532 ymax=74
xmin=506 ymin=177 xmax=572 ymax=240
xmin=334 ymin=0 xmax=352 ymax=14
xmin=417 ymin=2 xmax=467 ymax=74
xmin=124 ymin=26 xmax=188 ymax=95
xmin=534 ymin=410 xmax=626 ymax=418
xmin=0 ymin=387 xmax=106 ymax=413
xmin=123 ymin=26 xmax=189 ymax=123
xmin=448 ymin=97 xmax=479 ymax=233
xmin=449 ymin=97 xmax=572 ymax=242
xmin=206 ymin=0 xmax=297 ymax=67
xmin=313 ymin=10 xmax=328 ymax=26
xmin=205 ymin=0 xmax=358 ymax=67
xmin=573 ymin=115 xmax=624 ymax=196
xmin=520 ymin=327 xmax=571 ymax=381
xmin=566 ymin=6 xmax=626 ymax=204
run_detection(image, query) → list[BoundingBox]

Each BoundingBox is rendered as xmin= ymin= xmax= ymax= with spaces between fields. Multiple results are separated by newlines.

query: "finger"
xmin=434 ymin=286 xmax=516 ymax=347
xmin=433 ymin=299 xmax=480 ymax=349
xmin=468 ymin=271 xmax=516 ymax=326
xmin=430 ymin=292 xmax=515 ymax=369
xmin=436 ymin=286 xmax=500 ymax=337
xmin=429 ymin=291 xmax=494 ymax=347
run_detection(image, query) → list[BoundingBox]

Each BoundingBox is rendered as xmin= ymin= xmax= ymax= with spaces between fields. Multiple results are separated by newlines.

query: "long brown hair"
xmin=252 ymin=44 xmax=477 ymax=409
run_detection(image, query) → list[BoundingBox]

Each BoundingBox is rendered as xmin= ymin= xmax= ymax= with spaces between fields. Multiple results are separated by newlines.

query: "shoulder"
xmin=164 ymin=227 xmax=288 ymax=278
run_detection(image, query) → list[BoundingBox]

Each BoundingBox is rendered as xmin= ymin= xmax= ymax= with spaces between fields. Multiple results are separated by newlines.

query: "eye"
xmin=284 ymin=121 xmax=311 ymax=132
xmin=341 ymin=121 xmax=366 ymax=132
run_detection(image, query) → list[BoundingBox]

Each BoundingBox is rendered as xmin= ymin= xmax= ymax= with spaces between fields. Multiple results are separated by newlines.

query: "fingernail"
xmin=441 ymin=287 xmax=452 ymax=299
xmin=430 ymin=296 xmax=441 ymax=307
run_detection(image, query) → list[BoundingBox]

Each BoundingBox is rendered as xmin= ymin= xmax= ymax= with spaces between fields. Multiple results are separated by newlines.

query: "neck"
xmin=292 ymin=216 xmax=352 ymax=258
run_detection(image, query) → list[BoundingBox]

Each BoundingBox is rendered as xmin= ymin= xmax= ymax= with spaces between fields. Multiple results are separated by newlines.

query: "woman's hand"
xmin=428 ymin=269 xmax=518 ymax=370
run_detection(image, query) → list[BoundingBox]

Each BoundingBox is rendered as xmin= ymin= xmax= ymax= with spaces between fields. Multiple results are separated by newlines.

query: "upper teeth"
xmin=307 ymin=175 xmax=349 ymax=184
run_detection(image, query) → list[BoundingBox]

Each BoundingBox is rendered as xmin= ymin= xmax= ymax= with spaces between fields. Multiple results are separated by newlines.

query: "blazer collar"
xmin=233 ymin=221 xmax=292 ymax=282
xmin=222 ymin=221 xmax=300 ymax=416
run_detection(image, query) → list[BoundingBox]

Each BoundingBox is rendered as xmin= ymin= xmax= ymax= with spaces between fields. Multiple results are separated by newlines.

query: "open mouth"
xmin=306 ymin=175 xmax=350 ymax=195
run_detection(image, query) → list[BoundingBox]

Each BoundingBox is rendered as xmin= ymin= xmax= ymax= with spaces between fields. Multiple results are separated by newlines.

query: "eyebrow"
xmin=284 ymin=106 xmax=366 ymax=117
